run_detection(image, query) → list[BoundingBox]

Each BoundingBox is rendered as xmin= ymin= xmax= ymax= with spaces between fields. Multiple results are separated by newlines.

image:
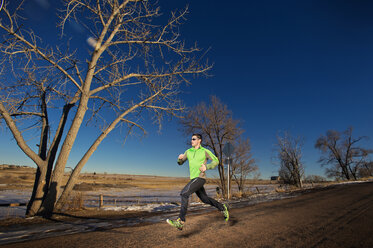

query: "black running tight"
xmin=179 ymin=177 xmax=224 ymax=221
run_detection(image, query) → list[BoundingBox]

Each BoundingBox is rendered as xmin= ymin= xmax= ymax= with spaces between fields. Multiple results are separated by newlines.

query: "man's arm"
xmin=177 ymin=151 xmax=188 ymax=165
xmin=205 ymin=150 xmax=219 ymax=169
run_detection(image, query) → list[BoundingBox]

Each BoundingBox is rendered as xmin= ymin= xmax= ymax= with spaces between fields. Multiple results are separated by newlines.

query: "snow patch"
xmin=103 ymin=203 xmax=179 ymax=212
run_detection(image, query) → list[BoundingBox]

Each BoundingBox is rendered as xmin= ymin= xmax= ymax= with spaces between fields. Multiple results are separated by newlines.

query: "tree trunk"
xmin=343 ymin=165 xmax=350 ymax=180
xmin=0 ymin=102 xmax=49 ymax=216
xmin=296 ymin=173 xmax=303 ymax=188
xmin=218 ymin=163 xmax=226 ymax=197
xmin=239 ymin=174 xmax=243 ymax=193
xmin=26 ymin=167 xmax=41 ymax=216
xmin=56 ymin=101 xmax=144 ymax=210
xmin=348 ymin=165 xmax=358 ymax=181
xmin=56 ymin=130 xmax=104 ymax=209
xmin=339 ymin=160 xmax=350 ymax=180
xmin=39 ymin=95 xmax=90 ymax=217
xmin=27 ymin=103 xmax=74 ymax=216
xmin=25 ymin=91 xmax=51 ymax=217
xmin=26 ymin=163 xmax=48 ymax=216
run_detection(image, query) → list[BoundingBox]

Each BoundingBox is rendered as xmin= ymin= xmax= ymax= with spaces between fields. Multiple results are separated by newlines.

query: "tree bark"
xmin=39 ymin=95 xmax=90 ymax=217
xmin=23 ymin=102 xmax=75 ymax=217
xmin=26 ymin=163 xmax=48 ymax=216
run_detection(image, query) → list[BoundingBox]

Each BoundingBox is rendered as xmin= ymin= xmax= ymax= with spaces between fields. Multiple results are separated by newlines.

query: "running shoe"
xmin=166 ymin=218 xmax=184 ymax=230
xmin=222 ymin=204 xmax=229 ymax=222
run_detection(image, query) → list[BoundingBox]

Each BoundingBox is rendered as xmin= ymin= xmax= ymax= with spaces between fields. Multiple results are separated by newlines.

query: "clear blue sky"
xmin=1 ymin=0 xmax=373 ymax=179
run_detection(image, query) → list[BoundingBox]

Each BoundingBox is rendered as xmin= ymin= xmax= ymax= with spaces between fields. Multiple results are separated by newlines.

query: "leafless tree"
xmin=275 ymin=132 xmax=304 ymax=188
xmin=358 ymin=161 xmax=373 ymax=178
xmin=0 ymin=0 xmax=211 ymax=217
xmin=304 ymin=175 xmax=327 ymax=183
xmin=315 ymin=127 xmax=372 ymax=181
xmin=179 ymin=95 xmax=242 ymax=197
xmin=230 ymin=138 xmax=258 ymax=193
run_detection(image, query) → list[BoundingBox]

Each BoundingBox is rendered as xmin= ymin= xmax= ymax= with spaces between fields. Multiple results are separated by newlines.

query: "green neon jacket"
xmin=177 ymin=146 xmax=219 ymax=179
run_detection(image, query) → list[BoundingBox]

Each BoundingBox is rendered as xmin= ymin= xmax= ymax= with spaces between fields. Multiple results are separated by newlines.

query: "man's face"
xmin=191 ymin=136 xmax=201 ymax=147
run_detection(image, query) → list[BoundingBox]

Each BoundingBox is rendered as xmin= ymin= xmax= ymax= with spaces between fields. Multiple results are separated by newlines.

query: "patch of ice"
xmin=336 ymin=180 xmax=367 ymax=185
xmin=103 ymin=203 xmax=179 ymax=212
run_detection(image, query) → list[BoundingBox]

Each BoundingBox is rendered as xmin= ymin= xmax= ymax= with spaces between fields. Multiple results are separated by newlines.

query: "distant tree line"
xmin=315 ymin=127 xmax=373 ymax=181
xmin=275 ymin=127 xmax=373 ymax=187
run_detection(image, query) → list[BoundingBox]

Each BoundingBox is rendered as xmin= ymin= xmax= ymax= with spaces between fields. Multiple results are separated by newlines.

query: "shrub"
xmin=65 ymin=192 xmax=85 ymax=210
xmin=232 ymin=190 xmax=254 ymax=199
xmin=19 ymin=175 xmax=32 ymax=180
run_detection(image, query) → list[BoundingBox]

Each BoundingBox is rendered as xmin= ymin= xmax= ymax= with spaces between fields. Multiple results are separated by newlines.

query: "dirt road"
xmin=2 ymin=181 xmax=373 ymax=248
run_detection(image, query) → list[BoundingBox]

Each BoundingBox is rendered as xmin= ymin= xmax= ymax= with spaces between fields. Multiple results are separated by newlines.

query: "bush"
xmin=232 ymin=190 xmax=254 ymax=199
xmin=304 ymin=175 xmax=327 ymax=183
xmin=65 ymin=192 xmax=85 ymax=210
xmin=19 ymin=175 xmax=32 ymax=180
xmin=275 ymin=184 xmax=298 ymax=193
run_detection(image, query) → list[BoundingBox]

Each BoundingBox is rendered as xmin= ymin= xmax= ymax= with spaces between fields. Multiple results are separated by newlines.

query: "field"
xmin=0 ymin=165 xmax=192 ymax=191
xmin=0 ymin=164 xmax=272 ymax=191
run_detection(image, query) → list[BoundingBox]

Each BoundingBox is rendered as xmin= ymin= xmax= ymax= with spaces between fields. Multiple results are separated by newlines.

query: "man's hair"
xmin=192 ymin=133 xmax=202 ymax=141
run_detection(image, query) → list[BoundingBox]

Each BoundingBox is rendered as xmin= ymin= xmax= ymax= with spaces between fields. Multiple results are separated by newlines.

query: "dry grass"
xmin=64 ymin=192 xmax=85 ymax=211
xmin=0 ymin=165 xmax=192 ymax=191
xmin=275 ymin=187 xmax=286 ymax=193
xmin=0 ymin=166 xmax=36 ymax=190
xmin=360 ymin=176 xmax=373 ymax=181
xmin=75 ymin=173 xmax=191 ymax=190
xmin=231 ymin=190 xmax=255 ymax=198
xmin=275 ymin=184 xmax=303 ymax=193
xmin=0 ymin=165 xmax=275 ymax=192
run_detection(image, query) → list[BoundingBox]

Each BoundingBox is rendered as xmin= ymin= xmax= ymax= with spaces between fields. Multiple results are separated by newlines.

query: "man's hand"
xmin=200 ymin=163 xmax=207 ymax=172
xmin=178 ymin=154 xmax=185 ymax=160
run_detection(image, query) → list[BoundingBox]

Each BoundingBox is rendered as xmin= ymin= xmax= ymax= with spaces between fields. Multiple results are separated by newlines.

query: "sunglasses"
xmin=191 ymin=138 xmax=198 ymax=141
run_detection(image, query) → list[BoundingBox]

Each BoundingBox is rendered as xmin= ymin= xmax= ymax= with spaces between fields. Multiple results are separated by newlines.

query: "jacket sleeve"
xmin=177 ymin=150 xmax=188 ymax=165
xmin=205 ymin=149 xmax=219 ymax=170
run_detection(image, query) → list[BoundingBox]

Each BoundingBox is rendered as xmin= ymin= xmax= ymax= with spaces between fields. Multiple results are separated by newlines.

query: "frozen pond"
xmin=0 ymin=190 xmax=31 ymax=219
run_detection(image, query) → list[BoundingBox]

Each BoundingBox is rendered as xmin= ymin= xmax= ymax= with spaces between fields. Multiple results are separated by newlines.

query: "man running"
xmin=166 ymin=133 xmax=229 ymax=230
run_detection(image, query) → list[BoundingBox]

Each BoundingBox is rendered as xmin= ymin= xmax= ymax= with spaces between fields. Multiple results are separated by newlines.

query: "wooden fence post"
xmin=99 ymin=195 xmax=103 ymax=208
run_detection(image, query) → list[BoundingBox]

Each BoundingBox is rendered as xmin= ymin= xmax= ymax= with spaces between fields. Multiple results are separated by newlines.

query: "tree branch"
xmin=0 ymin=24 xmax=82 ymax=92
xmin=0 ymin=101 xmax=44 ymax=166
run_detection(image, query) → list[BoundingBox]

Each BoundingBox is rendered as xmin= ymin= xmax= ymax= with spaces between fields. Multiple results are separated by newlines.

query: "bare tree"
xmin=275 ymin=132 xmax=304 ymax=188
xmin=230 ymin=138 xmax=258 ymax=193
xmin=358 ymin=161 xmax=373 ymax=178
xmin=179 ymin=95 xmax=242 ymax=197
xmin=315 ymin=127 xmax=372 ymax=181
xmin=0 ymin=0 xmax=211 ymax=217
xmin=304 ymin=175 xmax=327 ymax=183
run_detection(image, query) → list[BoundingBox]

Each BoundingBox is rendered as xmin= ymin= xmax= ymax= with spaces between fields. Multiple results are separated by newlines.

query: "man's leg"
xmin=195 ymin=183 xmax=224 ymax=211
xmin=196 ymin=183 xmax=229 ymax=222
xmin=179 ymin=177 xmax=205 ymax=222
